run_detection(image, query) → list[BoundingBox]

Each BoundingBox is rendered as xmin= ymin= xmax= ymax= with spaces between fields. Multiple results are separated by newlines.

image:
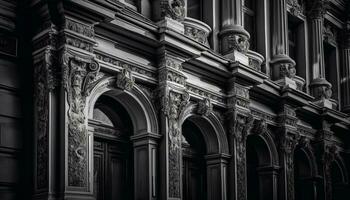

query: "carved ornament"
xmin=116 ymin=64 xmax=135 ymax=91
xmin=63 ymin=53 xmax=100 ymax=188
xmin=161 ymin=0 xmax=186 ymax=21
xmin=197 ymin=98 xmax=213 ymax=116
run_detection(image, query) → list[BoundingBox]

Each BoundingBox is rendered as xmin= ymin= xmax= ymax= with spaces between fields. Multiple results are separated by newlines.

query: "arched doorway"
xmin=181 ymin=119 xmax=207 ymax=200
xmin=294 ymin=148 xmax=315 ymax=200
xmin=331 ymin=160 xmax=348 ymax=200
xmin=246 ymin=133 xmax=278 ymax=200
xmin=90 ymin=95 xmax=134 ymax=200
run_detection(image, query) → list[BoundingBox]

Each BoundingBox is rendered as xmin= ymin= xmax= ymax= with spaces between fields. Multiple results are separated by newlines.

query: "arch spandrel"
xmin=87 ymin=76 xmax=159 ymax=135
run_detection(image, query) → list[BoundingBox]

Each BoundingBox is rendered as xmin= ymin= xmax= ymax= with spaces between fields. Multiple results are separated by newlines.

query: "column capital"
xmin=310 ymin=78 xmax=334 ymax=108
xmin=220 ymin=25 xmax=250 ymax=55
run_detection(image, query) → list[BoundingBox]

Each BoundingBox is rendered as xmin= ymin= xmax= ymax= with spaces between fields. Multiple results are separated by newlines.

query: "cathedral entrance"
xmin=90 ymin=95 xmax=133 ymax=200
xmin=182 ymin=120 xmax=207 ymax=200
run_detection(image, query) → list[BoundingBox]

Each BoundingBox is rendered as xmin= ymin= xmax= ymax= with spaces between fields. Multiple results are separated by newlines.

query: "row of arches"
xmin=86 ymin=77 xmax=348 ymax=200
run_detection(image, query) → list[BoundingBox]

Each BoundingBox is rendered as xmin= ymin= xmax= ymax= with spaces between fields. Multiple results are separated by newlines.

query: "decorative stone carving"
xmin=310 ymin=78 xmax=333 ymax=100
xmin=183 ymin=17 xmax=212 ymax=47
xmin=278 ymin=105 xmax=298 ymax=129
xmin=161 ymin=0 xmax=186 ymax=21
xmin=34 ymin=47 xmax=57 ymax=190
xmin=186 ymin=84 xmax=225 ymax=104
xmin=230 ymin=113 xmax=254 ymax=200
xmin=279 ymin=133 xmax=300 ymax=200
xmin=287 ymin=0 xmax=305 ymax=16
xmin=116 ymin=64 xmax=135 ymax=91
xmin=280 ymin=63 xmax=296 ymax=79
xmin=160 ymin=89 xmax=190 ymax=198
xmin=251 ymin=118 xmax=267 ymax=134
xmin=65 ymin=18 xmax=94 ymax=39
xmin=197 ymin=98 xmax=213 ymax=116
xmin=220 ymin=25 xmax=250 ymax=54
xmin=227 ymin=84 xmax=250 ymax=109
xmin=323 ymin=144 xmax=339 ymax=200
xmin=63 ymin=54 xmax=100 ymax=188
xmin=323 ymin=24 xmax=337 ymax=44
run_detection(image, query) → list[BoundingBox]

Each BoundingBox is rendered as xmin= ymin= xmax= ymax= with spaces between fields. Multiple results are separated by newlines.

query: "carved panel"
xmin=116 ymin=65 xmax=135 ymax=91
xmin=161 ymin=0 xmax=186 ymax=21
xmin=160 ymin=89 xmax=189 ymax=198
xmin=197 ymin=98 xmax=212 ymax=116
xmin=63 ymin=54 xmax=100 ymax=188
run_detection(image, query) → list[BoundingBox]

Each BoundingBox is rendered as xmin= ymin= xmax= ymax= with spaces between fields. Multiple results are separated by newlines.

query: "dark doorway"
xmin=90 ymin=95 xmax=133 ymax=200
xmin=294 ymin=148 xmax=314 ymax=200
xmin=182 ymin=120 xmax=207 ymax=200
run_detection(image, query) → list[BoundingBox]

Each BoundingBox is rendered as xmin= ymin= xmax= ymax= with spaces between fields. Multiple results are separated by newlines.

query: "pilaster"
xmin=157 ymin=50 xmax=189 ymax=200
xmin=307 ymin=0 xmax=334 ymax=108
xmin=226 ymin=81 xmax=253 ymax=200
xmin=270 ymin=0 xmax=297 ymax=89
xmin=277 ymin=105 xmax=299 ymax=200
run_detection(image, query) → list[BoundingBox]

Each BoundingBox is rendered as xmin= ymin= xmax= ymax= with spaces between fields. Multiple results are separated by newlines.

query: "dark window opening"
xmin=187 ymin=0 xmax=202 ymax=20
xmin=324 ymin=42 xmax=339 ymax=101
xmin=244 ymin=0 xmax=257 ymax=51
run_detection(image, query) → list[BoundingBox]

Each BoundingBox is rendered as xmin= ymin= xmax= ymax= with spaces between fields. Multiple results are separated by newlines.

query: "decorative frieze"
xmin=277 ymin=105 xmax=298 ymax=129
xmin=62 ymin=53 xmax=100 ymax=188
xmin=227 ymin=83 xmax=250 ymax=109
xmin=95 ymin=52 xmax=157 ymax=79
xmin=197 ymin=98 xmax=213 ymax=116
xmin=65 ymin=18 xmax=94 ymax=39
xmin=251 ymin=108 xmax=277 ymax=123
xmin=186 ymin=84 xmax=225 ymax=104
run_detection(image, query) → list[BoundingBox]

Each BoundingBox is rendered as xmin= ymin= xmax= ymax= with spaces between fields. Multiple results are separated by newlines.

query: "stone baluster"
xmin=270 ymin=0 xmax=297 ymax=89
xmin=307 ymin=0 xmax=334 ymax=108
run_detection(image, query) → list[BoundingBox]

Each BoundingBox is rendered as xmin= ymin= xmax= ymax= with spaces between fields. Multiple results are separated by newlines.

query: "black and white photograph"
xmin=0 ymin=0 xmax=349 ymax=199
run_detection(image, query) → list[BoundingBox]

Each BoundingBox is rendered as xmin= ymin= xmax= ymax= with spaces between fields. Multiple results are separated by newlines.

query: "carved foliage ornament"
xmin=197 ymin=98 xmax=213 ymax=116
xmin=307 ymin=0 xmax=328 ymax=19
xmin=231 ymin=113 xmax=254 ymax=200
xmin=161 ymin=89 xmax=190 ymax=197
xmin=116 ymin=64 xmax=135 ymax=91
xmin=227 ymin=33 xmax=250 ymax=54
xmin=279 ymin=133 xmax=300 ymax=200
xmin=64 ymin=54 xmax=100 ymax=188
xmin=287 ymin=0 xmax=305 ymax=16
xmin=161 ymin=0 xmax=185 ymax=21
xmin=323 ymin=144 xmax=339 ymax=199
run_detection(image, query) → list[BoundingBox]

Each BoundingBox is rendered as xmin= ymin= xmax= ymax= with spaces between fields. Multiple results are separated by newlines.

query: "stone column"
xmin=270 ymin=0 xmax=297 ymax=89
xmin=277 ymin=105 xmax=299 ymax=200
xmin=307 ymin=0 xmax=334 ymax=108
xmin=219 ymin=0 xmax=250 ymax=60
xmin=340 ymin=17 xmax=350 ymax=113
xmin=226 ymin=81 xmax=253 ymax=200
xmin=157 ymin=52 xmax=189 ymax=200
xmin=206 ymin=154 xmax=229 ymax=200
xmin=256 ymin=166 xmax=279 ymax=200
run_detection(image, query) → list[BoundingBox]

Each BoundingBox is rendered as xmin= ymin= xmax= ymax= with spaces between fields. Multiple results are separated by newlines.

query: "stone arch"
xmin=249 ymin=127 xmax=279 ymax=167
xmin=179 ymin=103 xmax=229 ymax=155
xmin=87 ymin=76 xmax=159 ymax=135
xmin=295 ymin=144 xmax=318 ymax=177
xmin=333 ymin=155 xmax=349 ymax=184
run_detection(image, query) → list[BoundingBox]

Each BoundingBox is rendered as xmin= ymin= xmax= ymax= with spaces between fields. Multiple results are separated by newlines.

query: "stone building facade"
xmin=0 ymin=0 xmax=350 ymax=200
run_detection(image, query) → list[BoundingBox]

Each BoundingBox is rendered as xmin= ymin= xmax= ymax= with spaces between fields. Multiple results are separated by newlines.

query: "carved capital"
xmin=278 ymin=105 xmax=298 ymax=129
xmin=227 ymin=84 xmax=250 ymax=109
xmin=116 ymin=64 xmax=135 ymax=91
xmin=197 ymin=98 xmax=213 ymax=116
xmin=280 ymin=62 xmax=297 ymax=79
xmin=161 ymin=0 xmax=186 ymax=21
xmin=287 ymin=0 xmax=305 ymax=16
xmin=251 ymin=118 xmax=267 ymax=135
xmin=159 ymin=55 xmax=187 ymax=86
xmin=220 ymin=25 xmax=250 ymax=54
